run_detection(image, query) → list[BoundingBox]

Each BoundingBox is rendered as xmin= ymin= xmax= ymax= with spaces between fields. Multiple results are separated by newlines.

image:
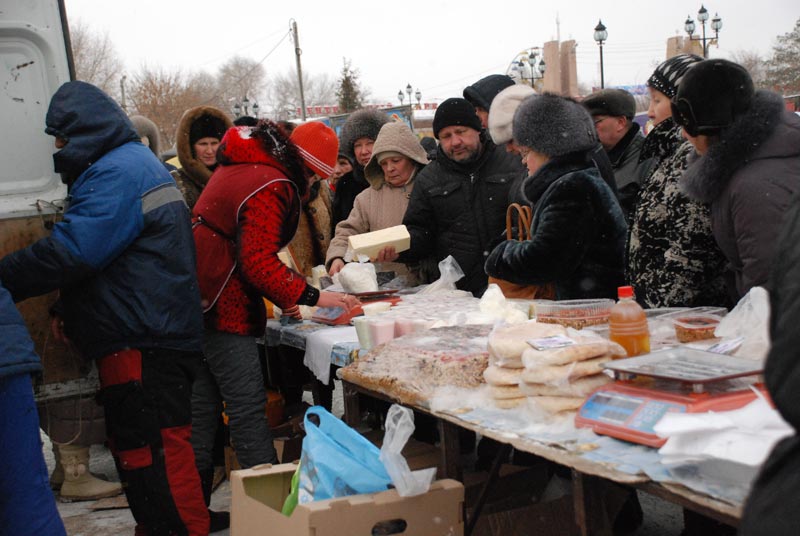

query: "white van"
xmin=1 ymin=0 xmax=98 ymax=399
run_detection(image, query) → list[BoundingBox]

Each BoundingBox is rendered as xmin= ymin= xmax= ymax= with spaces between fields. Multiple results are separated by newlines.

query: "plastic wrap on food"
xmin=487 ymin=321 xmax=567 ymax=368
xmin=336 ymin=262 xmax=379 ymax=293
xmin=340 ymin=324 xmax=492 ymax=407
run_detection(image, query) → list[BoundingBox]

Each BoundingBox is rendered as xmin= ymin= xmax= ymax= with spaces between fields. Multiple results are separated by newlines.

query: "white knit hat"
xmin=488 ymin=84 xmax=536 ymax=145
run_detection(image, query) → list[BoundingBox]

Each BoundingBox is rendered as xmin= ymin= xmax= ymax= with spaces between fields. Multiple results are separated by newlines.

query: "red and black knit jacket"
xmin=193 ymin=124 xmax=319 ymax=336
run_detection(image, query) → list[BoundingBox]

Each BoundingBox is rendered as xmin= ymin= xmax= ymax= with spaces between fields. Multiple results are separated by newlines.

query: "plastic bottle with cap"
xmin=609 ymin=286 xmax=650 ymax=358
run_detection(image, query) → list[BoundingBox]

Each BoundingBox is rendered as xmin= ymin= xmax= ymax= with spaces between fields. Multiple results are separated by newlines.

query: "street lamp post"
xmin=593 ymin=20 xmax=608 ymax=89
xmin=233 ymin=95 xmax=259 ymax=118
xmin=684 ymin=5 xmax=722 ymax=58
xmin=415 ymin=88 xmax=422 ymax=108
xmin=397 ymin=90 xmax=404 ymax=106
xmin=405 ymin=83 xmax=413 ymax=108
xmin=506 ymin=47 xmax=546 ymax=90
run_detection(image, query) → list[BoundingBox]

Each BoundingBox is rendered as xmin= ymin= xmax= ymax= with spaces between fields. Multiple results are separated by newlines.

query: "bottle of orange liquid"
xmin=609 ymin=286 xmax=650 ymax=358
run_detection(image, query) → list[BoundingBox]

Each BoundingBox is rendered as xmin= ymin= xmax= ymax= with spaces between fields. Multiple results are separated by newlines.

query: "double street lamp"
xmin=507 ymin=47 xmax=546 ymax=90
xmin=397 ymin=83 xmax=422 ymax=108
xmin=593 ymin=20 xmax=608 ymax=89
xmin=684 ymin=5 xmax=722 ymax=58
xmin=233 ymin=95 xmax=260 ymax=118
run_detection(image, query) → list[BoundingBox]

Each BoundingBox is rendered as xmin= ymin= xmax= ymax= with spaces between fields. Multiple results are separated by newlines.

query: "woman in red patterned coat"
xmin=190 ymin=120 xmax=358 ymax=521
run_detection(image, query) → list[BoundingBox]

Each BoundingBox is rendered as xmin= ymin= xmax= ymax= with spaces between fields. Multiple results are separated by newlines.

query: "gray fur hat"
xmin=488 ymin=84 xmax=536 ymax=145
xmin=130 ymin=115 xmax=161 ymax=157
xmin=339 ymin=109 xmax=390 ymax=162
xmin=512 ymin=94 xmax=597 ymax=157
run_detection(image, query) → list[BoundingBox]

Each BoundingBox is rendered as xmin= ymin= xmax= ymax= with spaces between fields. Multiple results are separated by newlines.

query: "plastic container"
xmin=608 ymin=286 xmax=650 ymax=358
xmin=673 ymin=314 xmax=723 ymax=342
xmin=534 ymin=299 xmax=614 ymax=329
xmin=352 ymin=316 xmax=373 ymax=350
xmin=368 ymin=318 xmax=396 ymax=347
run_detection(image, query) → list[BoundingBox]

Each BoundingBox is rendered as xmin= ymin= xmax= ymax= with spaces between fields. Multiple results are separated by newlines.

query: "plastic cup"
xmin=368 ymin=318 xmax=396 ymax=347
xmin=352 ymin=316 xmax=372 ymax=351
xmin=394 ymin=317 xmax=415 ymax=337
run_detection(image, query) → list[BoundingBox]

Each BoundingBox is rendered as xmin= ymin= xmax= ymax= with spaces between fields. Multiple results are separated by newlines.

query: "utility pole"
xmin=120 ymin=74 xmax=127 ymax=113
xmin=292 ymin=20 xmax=307 ymax=121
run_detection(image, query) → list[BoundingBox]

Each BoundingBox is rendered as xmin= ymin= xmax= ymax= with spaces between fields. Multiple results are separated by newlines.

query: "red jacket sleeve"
xmin=237 ymin=181 xmax=318 ymax=308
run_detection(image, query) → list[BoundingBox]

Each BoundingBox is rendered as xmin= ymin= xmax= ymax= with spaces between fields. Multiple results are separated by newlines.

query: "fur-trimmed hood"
xmin=681 ymin=91 xmax=800 ymax=203
xmin=175 ymin=105 xmax=233 ymax=187
xmin=364 ymin=121 xmax=428 ymax=188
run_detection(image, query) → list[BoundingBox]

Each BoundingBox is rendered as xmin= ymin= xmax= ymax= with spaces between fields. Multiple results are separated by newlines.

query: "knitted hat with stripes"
xmin=289 ymin=121 xmax=339 ymax=178
xmin=647 ymin=54 xmax=704 ymax=98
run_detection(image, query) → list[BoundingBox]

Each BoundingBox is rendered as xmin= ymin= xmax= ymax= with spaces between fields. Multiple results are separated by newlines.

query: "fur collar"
xmin=681 ymin=91 xmax=786 ymax=203
xmin=175 ymin=105 xmax=232 ymax=187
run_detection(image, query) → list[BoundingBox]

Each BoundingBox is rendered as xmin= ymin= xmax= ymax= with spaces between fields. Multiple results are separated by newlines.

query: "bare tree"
xmin=128 ymin=66 xmax=222 ymax=149
xmin=216 ymin=56 xmax=267 ymax=113
xmin=69 ymin=19 xmax=124 ymax=98
xmin=729 ymin=50 xmax=766 ymax=88
xmin=265 ymin=70 xmax=338 ymax=120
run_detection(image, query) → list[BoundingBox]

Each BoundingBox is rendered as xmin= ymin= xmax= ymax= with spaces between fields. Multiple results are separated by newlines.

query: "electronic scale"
xmin=310 ymin=289 xmax=401 ymax=326
xmin=575 ymin=348 xmax=767 ymax=447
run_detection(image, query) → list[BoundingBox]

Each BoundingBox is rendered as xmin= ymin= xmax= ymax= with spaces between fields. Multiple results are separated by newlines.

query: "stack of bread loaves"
xmin=483 ymin=321 xmax=567 ymax=409
xmin=520 ymin=330 xmax=626 ymax=414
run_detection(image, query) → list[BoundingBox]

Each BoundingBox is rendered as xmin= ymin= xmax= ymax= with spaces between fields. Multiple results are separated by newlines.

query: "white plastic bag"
xmin=418 ymin=255 xmax=464 ymax=295
xmin=715 ymin=286 xmax=770 ymax=361
xmin=334 ymin=262 xmax=379 ymax=293
xmin=378 ymin=405 xmax=436 ymax=497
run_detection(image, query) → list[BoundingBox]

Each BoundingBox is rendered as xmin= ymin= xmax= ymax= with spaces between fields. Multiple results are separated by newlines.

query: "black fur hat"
xmin=512 ymin=94 xmax=597 ymax=157
xmin=463 ymin=74 xmax=515 ymax=111
xmin=672 ymin=59 xmax=755 ymax=136
xmin=339 ymin=109 xmax=390 ymax=161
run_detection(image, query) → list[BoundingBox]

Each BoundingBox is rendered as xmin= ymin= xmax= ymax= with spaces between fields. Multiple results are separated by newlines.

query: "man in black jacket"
xmin=582 ymin=89 xmax=652 ymax=221
xmin=383 ymin=98 xmax=523 ymax=296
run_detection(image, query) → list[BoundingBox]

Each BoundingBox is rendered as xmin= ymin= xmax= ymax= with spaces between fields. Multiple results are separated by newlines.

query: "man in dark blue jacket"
xmin=0 ymin=81 xmax=209 ymax=535
xmin=0 ymin=282 xmax=65 ymax=535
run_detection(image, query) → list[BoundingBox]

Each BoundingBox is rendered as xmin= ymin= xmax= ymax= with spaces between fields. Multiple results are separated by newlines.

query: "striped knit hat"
xmin=289 ymin=121 xmax=339 ymax=178
xmin=647 ymin=54 xmax=703 ymax=98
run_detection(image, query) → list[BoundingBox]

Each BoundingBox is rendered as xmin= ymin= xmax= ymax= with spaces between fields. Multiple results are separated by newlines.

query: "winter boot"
xmin=50 ymin=444 xmax=65 ymax=490
xmin=200 ymin=466 xmax=230 ymax=533
xmin=58 ymin=444 xmax=123 ymax=501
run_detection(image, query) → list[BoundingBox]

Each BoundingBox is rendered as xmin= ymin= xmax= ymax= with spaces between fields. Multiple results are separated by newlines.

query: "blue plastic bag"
xmin=298 ymin=406 xmax=392 ymax=505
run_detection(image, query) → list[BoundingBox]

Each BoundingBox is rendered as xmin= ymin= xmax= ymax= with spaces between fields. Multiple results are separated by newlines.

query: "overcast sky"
xmin=64 ymin=0 xmax=798 ymax=106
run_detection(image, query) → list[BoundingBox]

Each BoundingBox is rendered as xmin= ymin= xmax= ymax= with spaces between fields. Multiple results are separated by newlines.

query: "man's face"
xmin=438 ymin=126 xmax=481 ymax=163
xmin=193 ymin=137 xmax=220 ymax=167
xmin=353 ymin=137 xmax=375 ymax=166
xmin=474 ymin=106 xmax=489 ymax=129
xmin=593 ymin=115 xmax=628 ymax=151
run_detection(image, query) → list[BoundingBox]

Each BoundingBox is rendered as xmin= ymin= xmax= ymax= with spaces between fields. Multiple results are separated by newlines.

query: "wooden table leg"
xmin=342 ymin=381 xmax=361 ymax=427
xmin=438 ymin=418 xmax=463 ymax=481
xmin=572 ymin=469 xmax=612 ymax=536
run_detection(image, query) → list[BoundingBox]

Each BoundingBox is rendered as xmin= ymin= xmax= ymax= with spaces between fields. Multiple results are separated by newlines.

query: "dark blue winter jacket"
xmin=0 ymin=81 xmax=203 ymax=360
xmin=0 ymin=282 xmax=41 ymax=379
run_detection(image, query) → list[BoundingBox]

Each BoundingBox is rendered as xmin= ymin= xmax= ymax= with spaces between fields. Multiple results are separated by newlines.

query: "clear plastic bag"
xmin=334 ymin=261 xmax=379 ymax=293
xmin=715 ymin=286 xmax=770 ymax=361
xmin=418 ymin=255 xmax=464 ymax=294
xmin=379 ymin=405 xmax=436 ymax=497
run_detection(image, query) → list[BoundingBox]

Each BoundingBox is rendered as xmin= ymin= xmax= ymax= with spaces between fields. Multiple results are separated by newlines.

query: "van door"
xmin=1 ymin=0 xmax=97 ymax=400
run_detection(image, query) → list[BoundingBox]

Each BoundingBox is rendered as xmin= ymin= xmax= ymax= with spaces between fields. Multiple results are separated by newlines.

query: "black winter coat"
xmin=739 ymin=193 xmax=800 ymax=536
xmin=330 ymin=165 xmax=369 ymax=234
xmin=401 ymin=138 xmax=522 ymax=296
xmin=485 ymin=154 xmax=627 ymax=300
xmin=681 ymin=91 xmax=800 ymax=302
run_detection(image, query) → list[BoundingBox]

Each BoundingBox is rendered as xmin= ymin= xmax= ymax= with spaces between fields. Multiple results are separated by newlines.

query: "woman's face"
xmin=519 ymin=146 xmax=549 ymax=176
xmin=380 ymin=155 xmax=416 ymax=187
xmin=193 ymin=137 xmax=220 ymax=167
xmin=681 ymin=129 xmax=717 ymax=156
xmin=330 ymin=157 xmax=352 ymax=182
xmin=647 ymin=87 xmax=672 ymax=126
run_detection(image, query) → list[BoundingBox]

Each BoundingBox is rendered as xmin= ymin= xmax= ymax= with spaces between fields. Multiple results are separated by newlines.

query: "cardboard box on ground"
xmin=230 ymin=462 xmax=464 ymax=536
xmin=225 ymin=419 xmax=304 ymax=479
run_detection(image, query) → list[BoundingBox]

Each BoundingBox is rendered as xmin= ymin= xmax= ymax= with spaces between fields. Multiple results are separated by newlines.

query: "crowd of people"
xmin=1 ymin=52 xmax=800 ymax=536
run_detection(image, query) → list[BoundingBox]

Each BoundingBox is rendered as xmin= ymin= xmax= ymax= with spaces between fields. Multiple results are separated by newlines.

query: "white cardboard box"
xmin=231 ymin=462 xmax=464 ymax=536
